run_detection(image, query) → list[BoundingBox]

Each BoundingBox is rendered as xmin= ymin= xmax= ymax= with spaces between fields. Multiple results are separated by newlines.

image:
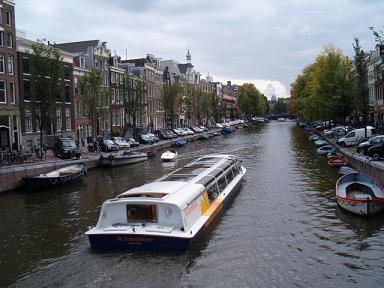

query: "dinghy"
xmin=160 ymin=149 xmax=178 ymax=162
xmin=336 ymin=173 xmax=384 ymax=216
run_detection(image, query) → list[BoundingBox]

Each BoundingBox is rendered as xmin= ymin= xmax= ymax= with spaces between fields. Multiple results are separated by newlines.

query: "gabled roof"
xmin=55 ymin=40 xmax=100 ymax=53
xmin=177 ymin=63 xmax=194 ymax=74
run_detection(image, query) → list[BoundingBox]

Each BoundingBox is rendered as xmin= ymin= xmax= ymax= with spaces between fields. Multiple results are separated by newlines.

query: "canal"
xmin=1 ymin=121 xmax=384 ymax=287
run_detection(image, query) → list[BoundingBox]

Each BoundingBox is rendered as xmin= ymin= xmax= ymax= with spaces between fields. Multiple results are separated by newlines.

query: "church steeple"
xmin=186 ymin=49 xmax=191 ymax=63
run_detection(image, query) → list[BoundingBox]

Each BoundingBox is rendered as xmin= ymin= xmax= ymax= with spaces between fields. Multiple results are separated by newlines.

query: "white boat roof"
xmin=116 ymin=154 xmax=240 ymax=207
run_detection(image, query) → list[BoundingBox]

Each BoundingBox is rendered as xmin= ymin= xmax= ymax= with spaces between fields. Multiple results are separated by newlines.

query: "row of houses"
xmin=0 ymin=0 xmax=239 ymax=152
xmin=367 ymin=44 xmax=384 ymax=131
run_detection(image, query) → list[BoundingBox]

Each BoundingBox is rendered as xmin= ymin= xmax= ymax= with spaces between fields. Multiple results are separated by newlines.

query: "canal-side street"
xmin=1 ymin=121 xmax=384 ymax=288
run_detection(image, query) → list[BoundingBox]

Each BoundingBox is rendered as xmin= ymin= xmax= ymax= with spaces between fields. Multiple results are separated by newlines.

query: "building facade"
xmin=0 ymin=0 xmax=21 ymax=151
xmin=55 ymin=40 xmax=111 ymax=143
xmin=17 ymin=36 xmax=75 ymax=149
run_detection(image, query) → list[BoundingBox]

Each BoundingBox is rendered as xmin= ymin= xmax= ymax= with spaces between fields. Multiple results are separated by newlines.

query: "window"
xmin=217 ymin=176 xmax=227 ymax=192
xmin=0 ymin=54 xmax=4 ymax=73
xmin=111 ymin=88 xmax=115 ymax=103
xmin=6 ymin=10 xmax=11 ymax=26
xmin=226 ymin=168 xmax=235 ymax=183
xmin=0 ymin=81 xmax=5 ymax=103
xmin=126 ymin=205 xmax=158 ymax=223
xmin=64 ymin=85 xmax=70 ymax=102
xmin=9 ymin=82 xmax=15 ymax=104
xmin=65 ymin=108 xmax=71 ymax=130
xmin=207 ymin=183 xmax=219 ymax=202
xmin=64 ymin=65 xmax=70 ymax=80
xmin=7 ymin=55 xmax=13 ymax=75
xmin=25 ymin=109 xmax=32 ymax=132
xmin=79 ymin=56 xmax=85 ymax=68
xmin=0 ymin=31 xmax=3 ymax=47
xmin=23 ymin=80 xmax=30 ymax=101
xmin=22 ymin=57 xmax=30 ymax=74
xmin=6 ymin=33 xmax=12 ymax=48
xmin=120 ymin=73 xmax=123 ymax=84
xmin=111 ymin=72 xmax=115 ymax=83
xmin=35 ymin=108 xmax=41 ymax=132
xmin=56 ymin=108 xmax=62 ymax=131
xmin=0 ymin=8 xmax=3 ymax=25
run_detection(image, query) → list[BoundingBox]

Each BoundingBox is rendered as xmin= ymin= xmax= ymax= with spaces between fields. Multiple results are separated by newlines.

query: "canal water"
xmin=1 ymin=121 xmax=384 ymax=288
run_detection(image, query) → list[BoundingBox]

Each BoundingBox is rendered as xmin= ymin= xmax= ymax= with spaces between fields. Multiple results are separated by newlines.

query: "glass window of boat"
xmin=226 ymin=167 xmax=235 ymax=183
xmin=207 ymin=183 xmax=219 ymax=202
xmin=126 ymin=204 xmax=157 ymax=223
xmin=217 ymin=175 xmax=227 ymax=192
xmin=207 ymin=168 xmax=224 ymax=179
xmin=196 ymin=175 xmax=216 ymax=187
xmin=197 ymin=157 xmax=221 ymax=163
xmin=161 ymin=174 xmax=196 ymax=182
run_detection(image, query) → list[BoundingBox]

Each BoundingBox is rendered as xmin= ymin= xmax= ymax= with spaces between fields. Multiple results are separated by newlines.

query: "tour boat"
xmin=160 ymin=149 xmax=178 ymax=162
xmin=23 ymin=163 xmax=87 ymax=189
xmin=99 ymin=151 xmax=148 ymax=167
xmin=86 ymin=154 xmax=246 ymax=251
xmin=336 ymin=173 xmax=384 ymax=216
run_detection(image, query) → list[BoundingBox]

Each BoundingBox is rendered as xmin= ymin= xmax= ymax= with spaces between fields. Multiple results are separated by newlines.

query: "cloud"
xmin=16 ymin=0 xmax=384 ymax=97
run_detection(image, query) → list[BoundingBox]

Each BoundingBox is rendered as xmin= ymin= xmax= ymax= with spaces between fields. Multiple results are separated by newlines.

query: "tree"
xmin=161 ymin=82 xmax=180 ymax=129
xmin=290 ymin=46 xmax=354 ymax=123
xmin=237 ymin=83 xmax=266 ymax=117
xmin=122 ymin=72 xmax=147 ymax=136
xmin=78 ymin=69 xmax=109 ymax=141
xmin=271 ymin=98 xmax=288 ymax=114
xmin=369 ymin=26 xmax=384 ymax=43
xmin=352 ymin=37 xmax=369 ymax=136
xmin=29 ymin=40 xmax=63 ymax=157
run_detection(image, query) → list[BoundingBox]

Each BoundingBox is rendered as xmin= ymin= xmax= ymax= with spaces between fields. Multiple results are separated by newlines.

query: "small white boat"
xmin=99 ymin=151 xmax=148 ymax=167
xmin=336 ymin=173 xmax=384 ymax=216
xmin=160 ymin=149 xmax=178 ymax=162
xmin=86 ymin=154 xmax=246 ymax=251
xmin=277 ymin=117 xmax=286 ymax=122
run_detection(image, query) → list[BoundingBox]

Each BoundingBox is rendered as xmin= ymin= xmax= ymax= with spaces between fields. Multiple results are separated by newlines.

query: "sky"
xmin=15 ymin=0 xmax=384 ymax=99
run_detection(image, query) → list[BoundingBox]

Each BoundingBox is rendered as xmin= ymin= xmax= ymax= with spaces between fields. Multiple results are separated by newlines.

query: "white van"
xmin=337 ymin=126 xmax=376 ymax=147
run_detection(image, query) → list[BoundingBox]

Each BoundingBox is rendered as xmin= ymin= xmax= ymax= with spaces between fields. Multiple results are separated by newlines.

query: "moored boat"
xmin=314 ymin=139 xmax=328 ymax=147
xmin=86 ymin=154 xmax=246 ymax=251
xmin=99 ymin=151 xmax=148 ymax=167
xmin=338 ymin=166 xmax=358 ymax=175
xmin=173 ymin=139 xmax=188 ymax=147
xmin=336 ymin=173 xmax=384 ymax=216
xmin=316 ymin=145 xmax=336 ymax=155
xmin=309 ymin=134 xmax=319 ymax=141
xmin=160 ymin=149 xmax=178 ymax=162
xmin=222 ymin=126 xmax=235 ymax=134
xmin=328 ymin=156 xmax=348 ymax=167
xmin=23 ymin=163 xmax=87 ymax=189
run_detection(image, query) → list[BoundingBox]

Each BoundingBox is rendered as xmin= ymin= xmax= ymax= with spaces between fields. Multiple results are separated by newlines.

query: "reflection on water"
xmin=0 ymin=121 xmax=383 ymax=288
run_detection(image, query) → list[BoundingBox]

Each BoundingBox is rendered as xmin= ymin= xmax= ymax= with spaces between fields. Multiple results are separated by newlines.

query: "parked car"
xmin=111 ymin=137 xmax=130 ymax=149
xmin=165 ymin=130 xmax=178 ymax=138
xmin=357 ymin=135 xmax=384 ymax=155
xmin=155 ymin=130 xmax=171 ymax=140
xmin=199 ymin=126 xmax=209 ymax=132
xmin=101 ymin=139 xmax=119 ymax=152
xmin=191 ymin=126 xmax=203 ymax=133
xmin=139 ymin=134 xmax=154 ymax=144
xmin=126 ymin=137 xmax=139 ymax=147
xmin=147 ymin=133 xmax=159 ymax=142
xmin=367 ymin=142 xmax=384 ymax=161
xmin=172 ymin=128 xmax=185 ymax=136
xmin=337 ymin=126 xmax=376 ymax=147
xmin=54 ymin=137 xmax=81 ymax=159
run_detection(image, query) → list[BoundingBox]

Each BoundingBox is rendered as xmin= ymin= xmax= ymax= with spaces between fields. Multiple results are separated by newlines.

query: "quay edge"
xmin=0 ymin=130 xmax=221 ymax=193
